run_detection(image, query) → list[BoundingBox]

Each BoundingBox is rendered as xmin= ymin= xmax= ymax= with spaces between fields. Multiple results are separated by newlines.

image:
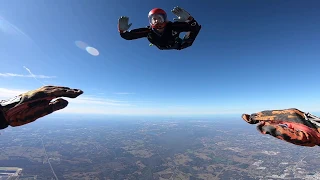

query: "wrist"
xmin=184 ymin=16 xmax=194 ymax=23
xmin=118 ymin=29 xmax=127 ymax=33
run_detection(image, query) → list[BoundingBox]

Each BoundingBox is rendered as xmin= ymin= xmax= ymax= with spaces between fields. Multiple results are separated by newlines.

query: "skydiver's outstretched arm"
xmin=172 ymin=18 xmax=202 ymax=50
xmin=0 ymin=86 xmax=83 ymax=129
xmin=170 ymin=6 xmax=202 ymax=50
xmin=242 ymin=108 xmax=320 ymax=147
xmin=118 ymin=16 xmax=151 ymax=40
xmin=120 ymin=27 xmax=151 ymax=40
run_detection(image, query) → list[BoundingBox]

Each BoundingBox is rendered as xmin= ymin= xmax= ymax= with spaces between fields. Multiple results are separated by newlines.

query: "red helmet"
xmin=148 ymin=8 xmax=167 ymax=29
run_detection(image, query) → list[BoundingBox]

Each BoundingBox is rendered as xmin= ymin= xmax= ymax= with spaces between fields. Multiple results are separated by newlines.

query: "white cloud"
xmin=0 ymin=73 xmax=56 ymax=79
xmin=1 ymin=87 xmax=320 ymax=116
xmin=0 ymin=88 xmax=25 ymax=99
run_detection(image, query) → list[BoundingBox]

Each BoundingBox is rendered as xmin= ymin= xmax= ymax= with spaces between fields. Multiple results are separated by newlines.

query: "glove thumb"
xmin=257 ymin=122 xmax=278 ymax=135
xmin=173 ymin=18 xmax=183 ymax=22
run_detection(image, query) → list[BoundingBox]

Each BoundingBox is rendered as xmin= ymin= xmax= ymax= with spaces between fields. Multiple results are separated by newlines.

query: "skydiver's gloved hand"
xmin=0 ymin=86 xmax=83 ymax=129
xmin=171 ymin=6 xmax=193 ymax=22
xmin=242 ymin=108 xmax=320 ymax=147
xmin=118 ymin=16 xmax=132 ymax=33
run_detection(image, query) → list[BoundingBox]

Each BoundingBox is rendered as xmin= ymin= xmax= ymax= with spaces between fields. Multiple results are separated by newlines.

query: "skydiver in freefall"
xmin=118 ymin=6 xmax=201 ymax=50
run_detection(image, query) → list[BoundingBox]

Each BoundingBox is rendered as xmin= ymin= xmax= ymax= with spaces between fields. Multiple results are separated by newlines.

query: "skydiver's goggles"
xmin=148 ymin=14 xmax=167 ymax=28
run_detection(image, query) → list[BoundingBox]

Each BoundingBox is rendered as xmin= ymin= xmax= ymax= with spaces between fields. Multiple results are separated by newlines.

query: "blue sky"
xmin=0 ymin=0 xmax=320 ymax=117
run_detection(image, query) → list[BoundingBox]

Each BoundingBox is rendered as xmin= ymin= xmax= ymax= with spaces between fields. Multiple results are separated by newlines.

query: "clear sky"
xmin=0 ymin=0 xmax=319 ymax=117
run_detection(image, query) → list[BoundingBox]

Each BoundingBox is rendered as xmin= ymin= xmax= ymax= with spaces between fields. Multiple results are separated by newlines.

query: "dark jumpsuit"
xmin=119 ymin=18 xmax=201 ymax=50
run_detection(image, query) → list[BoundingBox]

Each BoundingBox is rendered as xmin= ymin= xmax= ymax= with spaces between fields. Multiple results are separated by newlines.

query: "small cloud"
xmin=0 ymin=73 xmax=55 ymax=79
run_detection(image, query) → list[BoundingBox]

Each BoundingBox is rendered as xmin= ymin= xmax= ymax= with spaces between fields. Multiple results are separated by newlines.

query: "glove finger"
xmin=182 ymin=9 xmax=189 ymax=15
xmin=119 ymin=16 xmax=124 ymax=22
xmin=172 ymin=7 xmax=179 ymax=14
xmin=119 ymin=17 xmax=126 ymax=24
xmin=119 ymin=16 xmax=128 ymax=23
xmin=50 ymin=98 xmax=69 ymax=112
xmin=124 ymin=18 xmax=129 ymax=24
xmin=249 ymin=108 xmax=307 ymax=123
xmin=174 ymin=6 xmax=181 ymax=10
xmin=241 ymin=113 xmax=258 ymax=124
xmin=26 ymin=86 xmax=83 ymax=100
xmin=173 ymin=18 xmax=184 ymax=22
xmin=175 ymin=7 xmax=183 ymax=13
xmin=174 ymin=9 xmax=181 ymax=15
xmin=7 ymin=98 xmax=68 ymax=127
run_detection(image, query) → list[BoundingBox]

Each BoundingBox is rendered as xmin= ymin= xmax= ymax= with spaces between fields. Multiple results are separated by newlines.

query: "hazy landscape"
xmin=1 ymin=115 xmax=320 ymax=180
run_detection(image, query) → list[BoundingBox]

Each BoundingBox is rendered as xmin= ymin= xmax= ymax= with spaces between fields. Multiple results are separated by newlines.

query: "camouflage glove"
xmin=242 ymin=108 xmax=320 ymax=147
xmin=0 ymin=85 xmax=83 ymax=129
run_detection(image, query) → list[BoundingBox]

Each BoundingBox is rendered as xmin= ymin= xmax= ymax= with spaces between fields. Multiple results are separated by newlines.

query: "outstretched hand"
xmin=0 ymin=85 xmax=83 ymax=129
xmin=171 ymin=6 xmax=192 ymax=22
xmin=242 ymin=108 xmax=320 ymax=147
xmin=118 ymin=16 xmax=132 ymax=32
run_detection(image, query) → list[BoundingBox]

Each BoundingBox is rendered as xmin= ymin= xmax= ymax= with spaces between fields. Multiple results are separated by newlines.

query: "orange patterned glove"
xmin=0 ymin=85 xmax=83 ymax=129
xmin=242 ymin=108 xmax=320 ymax=147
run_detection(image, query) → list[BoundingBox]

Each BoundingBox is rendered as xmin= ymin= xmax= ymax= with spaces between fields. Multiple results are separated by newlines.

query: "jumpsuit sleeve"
xmin=120 ymin=27 xmax=151 ymax=40
xmin=171 ymin=17 xmax=202 ymax=50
